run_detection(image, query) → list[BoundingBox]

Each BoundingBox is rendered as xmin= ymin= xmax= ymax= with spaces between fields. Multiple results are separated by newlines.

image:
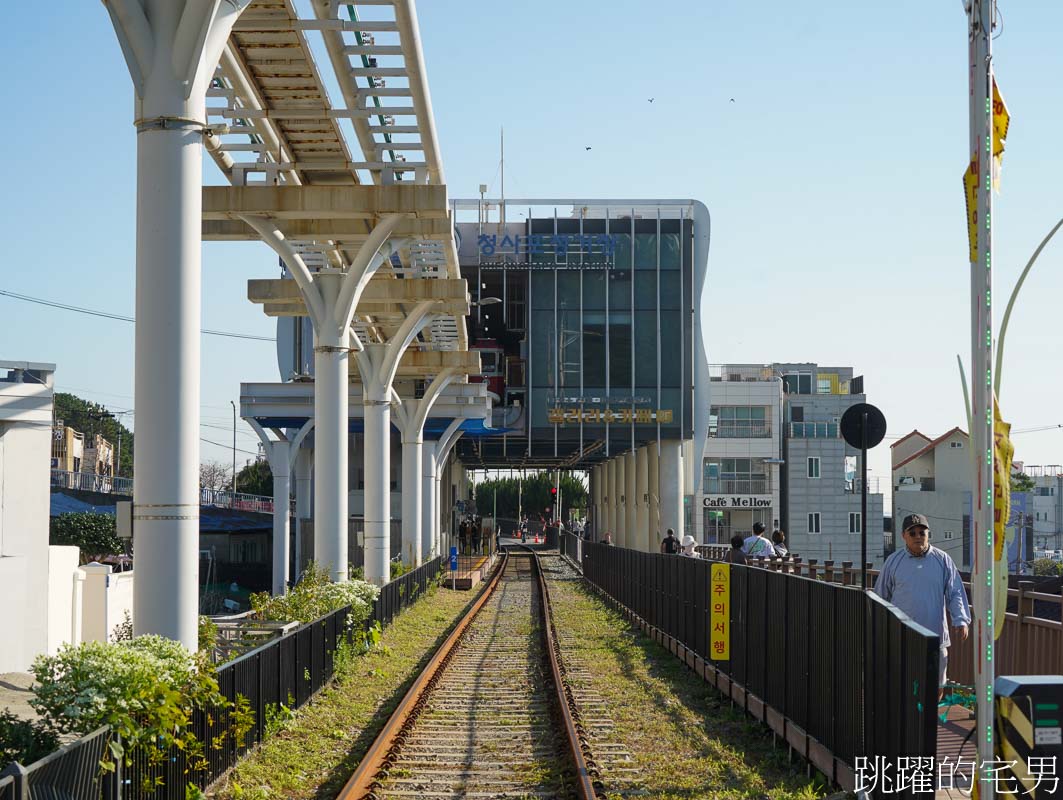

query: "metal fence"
xmin=1 ymin=556 xmax=446 ymax=799
xmin=573 ymin=536 xmax=939 ymax=797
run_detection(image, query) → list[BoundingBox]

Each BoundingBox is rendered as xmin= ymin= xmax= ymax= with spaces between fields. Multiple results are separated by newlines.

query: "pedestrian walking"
xmin=602 ymin=531 xmax=613 ymax=546
xmin=727 ymin=534 xmax=748 ymax=565
xmin=660 ymin=528 xmax=680 ymax=555
xmin=458 ymin=517 xmax=468 ymax=555
xmin=873 ymin=513 xmax=971 ymax=698
xmin=742 ymin=522 xmax=777 ymax=558
xmin=471 ymin=518 xmax=482 ymax=555
xmin=680 ymin=534 xmax=700 ymax=558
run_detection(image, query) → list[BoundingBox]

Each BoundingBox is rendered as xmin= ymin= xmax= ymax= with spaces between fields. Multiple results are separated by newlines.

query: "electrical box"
xmin=116 ymin=501 xmax=133 ymax=540
xmin=996 ymin=675 xmax=1063 ymax=798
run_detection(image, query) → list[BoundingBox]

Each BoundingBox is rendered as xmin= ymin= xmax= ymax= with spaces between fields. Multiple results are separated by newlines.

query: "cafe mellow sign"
xmin=703 ymin=496 xmax=772 ymax=509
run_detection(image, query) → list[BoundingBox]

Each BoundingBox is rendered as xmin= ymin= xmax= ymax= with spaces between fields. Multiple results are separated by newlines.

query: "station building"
xmin=450 ymin=199 xmax=711 ymax=550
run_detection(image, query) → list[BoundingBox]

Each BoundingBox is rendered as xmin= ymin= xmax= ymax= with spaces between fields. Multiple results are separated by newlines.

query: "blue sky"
xmin=3 ymin=2 xmax=1063 ymax=505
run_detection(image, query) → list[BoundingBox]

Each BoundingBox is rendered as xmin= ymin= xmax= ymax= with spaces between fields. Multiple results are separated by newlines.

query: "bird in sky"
xmin=730 ymin=98 xmax=735 ymax=103
xmin=585 ymin=146 xmax=592 ymax=150
xmin=648 ymin=98 xmax=654 ymax=103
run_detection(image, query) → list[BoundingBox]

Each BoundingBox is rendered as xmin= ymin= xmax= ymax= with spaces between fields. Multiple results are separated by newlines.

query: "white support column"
xmin=648 ymin=442 xmax=660 ymax=547
xmin=660 ymin=440 xmax=684 ymax=542
xmin=636 ymin=446 xmax=650 ymax=552
xmin=357 ymin=301 xmax=440 ymax=586
xmin=422 ymin=441 xmax=437 ymax=559
xmin=238 ymin=215 xmax=405 ymax=585
xmin=604 ymin=460 xmax=615 ymax=539
xmin=433 ymin=420 xmax=465 ymax=558
xmin=269 ymin=444 xmax=291 ymax=594
xmin=294 ymin=445 xmax=312 ymax=578
xmin=591 ymin=465 xmax=602 ymax=539
xmin=107 ymin=0 xmax=252 ymax=648
xmin=614 ymin=456 xmax=627 ymax=548
xmin=624 ymin=451 xmax=637 ymax=551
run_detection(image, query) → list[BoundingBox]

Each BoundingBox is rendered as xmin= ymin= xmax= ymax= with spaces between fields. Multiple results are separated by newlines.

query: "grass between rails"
xmin=548 ymin=578 xmax=825 ymax=800
xmin=210 ymin=581 xmax=488 ymax=800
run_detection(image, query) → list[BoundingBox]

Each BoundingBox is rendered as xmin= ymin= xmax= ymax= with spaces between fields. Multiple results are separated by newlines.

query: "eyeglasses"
xmin=905 ymin=530 xmax=928 ymax=537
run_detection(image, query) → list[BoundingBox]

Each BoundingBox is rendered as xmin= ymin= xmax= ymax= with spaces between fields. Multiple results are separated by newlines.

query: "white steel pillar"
xmin=604 ymin=459 xmax=615 ymax=538
xmin=591 ymin=464 xmax=602 ymax=539
xmin=636 ymin=446 xmax=650 ymax=552
xmin=614 ymin=456 xmax=627 ymax=548
xmin=106 ymin=0 xmax=251 ymax=648
xmin=357 ymin=301 xmax=440 ymax=586
xmin=294 ymin=445 xmax=312 ymax=579
xmin=422 ymin=441 xmax=437 ymax=559
xmin=393 ymin=371 xmax=459 ymax=567
xmin=648 ymin=442 xmax=660 ymax=547
xmin=660 ymin=440 xmax=684 ymax=542
xmin=238 ymin=215 xmax=406 ymax=584
xmin=624 ymin=451 xmax=637 ymax=551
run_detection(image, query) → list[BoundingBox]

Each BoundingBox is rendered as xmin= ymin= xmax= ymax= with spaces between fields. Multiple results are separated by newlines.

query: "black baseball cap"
xmin=753 ymin=522 xmax=766 ymax=534
xmin=902 ymin=513 xmax=930 ymax=533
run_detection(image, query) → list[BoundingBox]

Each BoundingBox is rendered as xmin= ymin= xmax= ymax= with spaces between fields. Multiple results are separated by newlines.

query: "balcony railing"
xmin=704 ymin=478 xmax=771 ymax=494
xmin=845 ymin=477 xmax=881 ymax=494
xmin=50 ymin=468 xmax=281 ymax=514
xmin=788 ymin=422 xmax=839 ymax=438
xmin=710 ymin=421 xmax=772 ymax=439
xmin=895 ymin=477 xmax=935 ymax=492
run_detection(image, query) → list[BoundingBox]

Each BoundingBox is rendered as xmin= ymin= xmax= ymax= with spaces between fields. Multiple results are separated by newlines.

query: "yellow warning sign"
xmin=964 ymin=156 xmax=979 ymax=263
xmin=710 ymin=563 xmax=730 ymax=660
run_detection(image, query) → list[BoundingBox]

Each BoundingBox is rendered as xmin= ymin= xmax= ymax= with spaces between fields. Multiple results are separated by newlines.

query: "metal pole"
xmin=968 ymin=0 xmax=996 ymax=790
xmin=230 ymin=400 xmax=238 ymax=496
xmin=861 ymin=412 xmax=868 ymax=590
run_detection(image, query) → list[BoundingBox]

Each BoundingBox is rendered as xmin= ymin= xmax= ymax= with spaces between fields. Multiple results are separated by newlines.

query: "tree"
xmin=1011 ymin=471 xmax=1036 ymax=494
xmin=50 ymin=512 xmax=124 ymax=564
xmin=236 ymin=460 xmax=272 ymax=497
xmin=200 ymin=460 xmax=232 ymax=492
xmin=473 ymin=473 xmax=587 ymax=520
xmin=53 ymin=393 xmax=134 ymax=477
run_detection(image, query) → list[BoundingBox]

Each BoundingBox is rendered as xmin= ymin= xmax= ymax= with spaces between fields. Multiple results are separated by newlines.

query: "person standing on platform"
xmin=771 ymin=530 xmax=788 ymax=557
xmin=727 ymin=534 xmax=748 ymax=565
xmin=660 ymin=528 xmax=680 ymax=555
xmin=873 ymin=513 xmax=970 ymax=699
xmin=602 ymin=531 xmax=613 ymax=546
xmin=471 ymin=517 xmax=482 ymax=555
xmin=680 ymin=534 xmax=700 ymax=558
xmin=458 ymin=517 xmax=468 ymax=555
xmin=742 ymin=522 xmax=777 ymax=558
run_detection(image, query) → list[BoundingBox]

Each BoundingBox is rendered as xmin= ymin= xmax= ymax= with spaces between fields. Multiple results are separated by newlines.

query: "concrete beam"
xmin=203 ymin=185 xmax=450 ymax=220
xmin=249 ymin=277 xmax=470 ymax=317
xmin=203 ymin=217 xmax=452 ymax=241
xmin=351 ymin=349 xmax=480 ymax=377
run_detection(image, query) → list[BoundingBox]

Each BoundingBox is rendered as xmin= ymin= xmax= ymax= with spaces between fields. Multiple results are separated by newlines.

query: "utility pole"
xmin=230 ymin=400 xmax=238 ymax=497
xmin=966 ymin=0 xmax=996 ymax=791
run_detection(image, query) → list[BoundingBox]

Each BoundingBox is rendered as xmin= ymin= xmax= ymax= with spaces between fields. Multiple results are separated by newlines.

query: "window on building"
xmin=790 ymin=406 xmax=804 ymax=422
xmin=817 ymin=378 xmax=832 ymax=394
xmin=704 ymin=458 xmax=769 ymax=494
xmin=807 ymin=457 xmax=820 ymax=479
xmin=944 ymin=531 xmax=954 ymax=540
xmin=783 ymin=373 xmax=812 ymax=394
xmin=808 ymin=512 xmax=821 ymax=534
xmin=849 ymin=512 xmax=861 ymax=534
xmin=950 ymin=441 xmax=963 ymax=448
xmin=710 ymin=406 xmax=770 ymax=438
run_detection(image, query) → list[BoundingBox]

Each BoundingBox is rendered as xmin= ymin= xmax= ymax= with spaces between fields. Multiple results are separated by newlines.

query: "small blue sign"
xmin=449 ymin=546 xmax=458 ymax=571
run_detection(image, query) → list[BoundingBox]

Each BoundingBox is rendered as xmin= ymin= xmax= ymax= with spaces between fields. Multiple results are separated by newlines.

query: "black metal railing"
xmin=1 ymin=556 xmax=446 ymax=799
xmin=577 ymin=538 xmax=938 ymax=797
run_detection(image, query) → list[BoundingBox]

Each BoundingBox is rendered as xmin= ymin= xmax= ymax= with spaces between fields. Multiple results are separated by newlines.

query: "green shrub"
xmin=30 ymin=636 xmax=252 ymax=790
xmin=389 ymin=560 xmax=412 ymax=580
xmin=249 ymin=562 xmax=378 ymax=627
xmin=1032 ymin=558 xmax=1063 ymax=577
xmin=49 ymin=512 xmax=124 ymax=564
xmin=0 ymin=710 xmax=60 ymax=766
xmin=198 ymin=615 xmax=219 ymax=655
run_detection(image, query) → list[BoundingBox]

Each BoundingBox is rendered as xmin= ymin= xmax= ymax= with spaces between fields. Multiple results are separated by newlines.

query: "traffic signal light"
xmin=550 ymin=487 xmax=558 ymax=497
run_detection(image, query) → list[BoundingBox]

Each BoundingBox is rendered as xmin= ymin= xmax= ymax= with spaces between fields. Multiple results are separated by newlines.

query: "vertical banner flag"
xmin=710 ymin=563 xmax=730 ymax=660
xmin=992 ymin=397 xmax=1014 ymax=640
xmin=964 ymin=78 xmax=1010 ymax=261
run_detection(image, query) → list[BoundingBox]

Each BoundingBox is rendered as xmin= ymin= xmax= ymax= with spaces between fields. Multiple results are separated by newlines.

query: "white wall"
xmin=81 ymin=564 xmax=135 ymax=644
xmin=0 ymin=555 xmax=30 ymax=672
xmin=47 ymin=545 xmax=83 ymax=655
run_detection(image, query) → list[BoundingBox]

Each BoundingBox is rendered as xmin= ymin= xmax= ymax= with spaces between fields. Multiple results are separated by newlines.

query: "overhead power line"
xmin=0 ymin=289 xmax=275 ymax=342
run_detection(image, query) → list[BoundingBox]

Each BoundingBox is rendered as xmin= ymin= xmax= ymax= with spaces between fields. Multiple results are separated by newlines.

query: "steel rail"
xmin=336 ymin=547 xmax=599 ymax=800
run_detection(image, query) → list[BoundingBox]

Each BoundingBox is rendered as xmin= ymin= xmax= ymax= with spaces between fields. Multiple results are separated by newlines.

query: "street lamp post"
xmin=230 ymin=400 xmax=238 ymax=498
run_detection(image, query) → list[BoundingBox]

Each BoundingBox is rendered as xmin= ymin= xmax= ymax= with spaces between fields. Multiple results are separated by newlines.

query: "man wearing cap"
xmin=742 ymin=522 xmax=777 ymax=558
xmin=874 ymin=513 xmax=971 ymax=698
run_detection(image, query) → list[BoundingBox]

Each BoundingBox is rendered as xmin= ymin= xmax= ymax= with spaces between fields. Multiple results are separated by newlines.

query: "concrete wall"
xmin=0 ymin=555 xmax=30 ymax=671
xmin=81 ymin=563 xmax=135 ymax=644
xmin=47 ymin=546 xmax=83 ymax=655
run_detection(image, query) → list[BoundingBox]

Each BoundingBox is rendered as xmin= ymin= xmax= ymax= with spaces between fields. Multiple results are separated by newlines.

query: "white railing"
xmin=51 ymin=469 xmax=279 ymax=514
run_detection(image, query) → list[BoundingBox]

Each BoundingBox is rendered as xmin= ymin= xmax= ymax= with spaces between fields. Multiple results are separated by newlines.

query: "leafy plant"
xmin=49 ymin=512 xmax=124 ymax=564
xmin=0 ymin=710 xmax=60 ymax=766
xmin=198 ymin=615 xmax=219 ymax=655
xmin=110 ymin=610 xmax=133 ymax=642
xmin=249 ymin=562 xmax=378 ymax=627
xmin=30 ymin=636 xmax=252 ymax=791
xmin=1031 ymin=558 xmax=1063 ymax=577
xmin=263 ymin=694 xmax=296 ymax=737
xmin=390 ymin=560 xmax=412 ymax=580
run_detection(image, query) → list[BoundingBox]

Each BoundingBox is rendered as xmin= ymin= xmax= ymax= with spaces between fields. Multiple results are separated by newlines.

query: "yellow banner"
xmin=993 ymin=78 xmax=1010 ymax=159
xmin=964 ymin=157 xmax=979 ymax=263
xmin=993 ymin=397 xmax=1014 ymax=640
xmin=710 ymin=563 xmax=730 ymax=660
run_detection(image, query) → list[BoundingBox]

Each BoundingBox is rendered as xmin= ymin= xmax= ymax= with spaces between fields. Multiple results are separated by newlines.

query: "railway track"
xmin=338 ymin=548 xmax=600 ymax=800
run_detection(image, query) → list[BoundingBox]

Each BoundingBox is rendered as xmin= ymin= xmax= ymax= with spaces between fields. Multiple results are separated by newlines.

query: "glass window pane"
xmin=608 ymin=311 xmax=632 ymax=389
xmin=582 ymin=311 xmax=606 ymax=387
xmin=659 ymin=271 xmax=682 ymax=310
xmin=531 ymin=271 xmax=554 ymax=310
xmin=660 ymin=232 xmax=681 ymax=269
xmin=634 ymin=233 xmax=658 ymax=269
xmin=634 ymin=272 xmax=657 ymax=310
xmin=583 ymin=271 xmax=606 ymax=310
xmin=609 ymin=270 xmax=632 ymax=310
xmin=634 ymin=310 xmax=657 ymax=388
xmin=557 ymin=271 xmax=580 ymax=306
xmin=751 ymin=407 xmax=766 ymax=420
xmin=611 ymin=233 xmax=632 ymax=270
xmin=660 ymin=312 xmax=681 ymax=386
xmin=559 ymin=310 xmax=581 ymax=389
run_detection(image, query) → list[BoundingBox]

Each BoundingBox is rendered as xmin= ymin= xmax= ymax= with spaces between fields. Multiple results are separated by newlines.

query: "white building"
xmin=697 ymin=365 xmax=784 ymax=543
xmin=1018 ymin=465 xmax=1062 ymax=552
xmin=891 ymin=428 xmax=971 ymax=568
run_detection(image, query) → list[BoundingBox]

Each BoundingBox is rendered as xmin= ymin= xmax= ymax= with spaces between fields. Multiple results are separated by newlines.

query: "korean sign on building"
xmin=548 ymin=407 xmax=673 ymax=425
xmin=710 ymin=563 xmax=730 ymax=660
xmin=478 ymin=233 xmax=619 ymax=257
